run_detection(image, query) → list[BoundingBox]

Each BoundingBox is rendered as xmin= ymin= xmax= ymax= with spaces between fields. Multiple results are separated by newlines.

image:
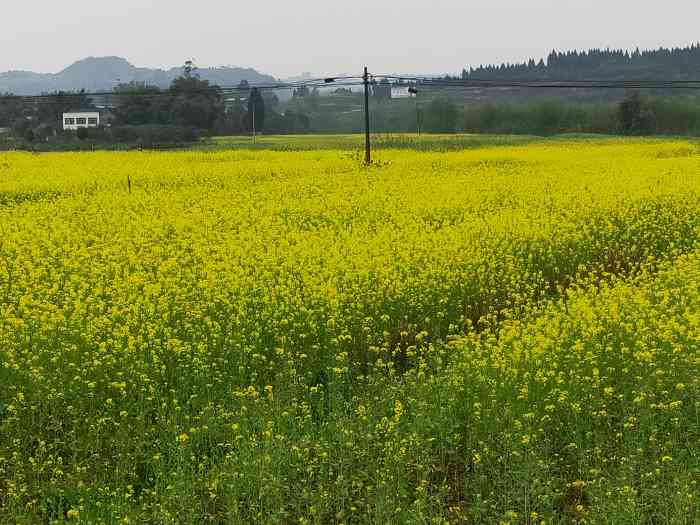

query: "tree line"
xmin=2 ymin=50 xmax=700 ymax=147
xmin=460 ymin=44 xmax=700 ymax=82
xmin=0 ymin=62 xmax=316 ymax=146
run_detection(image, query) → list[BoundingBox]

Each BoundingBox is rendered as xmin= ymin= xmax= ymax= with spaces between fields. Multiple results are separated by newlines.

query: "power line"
xmin=5 ymin=72 xmax=700 ymax=108
xmin=375 ymin=75 xmax=700 ymax=90
xmin=0 ymin=76 xmax=366 ymax=104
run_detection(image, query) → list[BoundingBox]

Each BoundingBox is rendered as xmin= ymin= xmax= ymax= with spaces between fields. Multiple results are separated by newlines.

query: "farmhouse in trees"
xmin=62 ymin=112 xmax=100 ymax=131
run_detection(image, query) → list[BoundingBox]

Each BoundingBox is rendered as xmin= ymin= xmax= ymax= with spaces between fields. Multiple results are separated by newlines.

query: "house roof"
xmin=62 ymin=111 xmax=101 ymax=116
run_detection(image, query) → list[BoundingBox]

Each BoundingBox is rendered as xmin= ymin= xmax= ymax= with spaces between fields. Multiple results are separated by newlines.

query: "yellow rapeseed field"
xmin=0 ymin=139 xmax=698 ymax=523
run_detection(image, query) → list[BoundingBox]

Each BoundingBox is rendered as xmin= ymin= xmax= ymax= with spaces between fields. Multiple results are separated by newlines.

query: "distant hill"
xmin=0 ymin=57 xmax=277 ymax=95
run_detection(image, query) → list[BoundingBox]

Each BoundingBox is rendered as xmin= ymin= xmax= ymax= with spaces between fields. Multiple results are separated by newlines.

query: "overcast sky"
xmin=2 ymin=0 xmax=698 ymax=78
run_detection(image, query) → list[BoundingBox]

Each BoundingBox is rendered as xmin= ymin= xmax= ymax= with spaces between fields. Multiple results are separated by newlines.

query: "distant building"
xmin=62 ymin=112 xmax=100 ymax=131
xmin=390 ymin=86 xmax=416 ymax=99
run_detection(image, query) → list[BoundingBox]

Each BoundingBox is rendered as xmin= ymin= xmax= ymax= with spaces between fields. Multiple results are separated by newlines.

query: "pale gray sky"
xmin=2 ymin=0 xmax=698 ymax=78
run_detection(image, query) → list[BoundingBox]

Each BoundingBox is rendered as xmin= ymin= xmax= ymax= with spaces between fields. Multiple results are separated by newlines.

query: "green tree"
xmin=224 ymin=97 xmax=246 ymax=134
xmin=423 ymin=96 xmax=459 ymax=133
xmin=114 ymin=82 xmax=169 ymax=125
xmin=293 ymin=86 xmax=310 ymax=98
xmin=0 ymin=94 xmax=23 ymax=127
xmin=183 ymin=60 xmax=197 ymax=79
xmin=618 ymin=91 xmax=657 ymax=135
xmin=169 ymin=75 xmax=223 ymax=130
xmin=245 ymin=87 xmax=266 ymax=132
xmin=37 ymin=90 xmax=93 ymax=128
xmin=12 ymin=117 xmax=32 ymax=138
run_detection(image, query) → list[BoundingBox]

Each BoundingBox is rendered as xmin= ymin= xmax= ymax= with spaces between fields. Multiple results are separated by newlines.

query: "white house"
xmin=62 ymin=112 xmax=100 ymax=131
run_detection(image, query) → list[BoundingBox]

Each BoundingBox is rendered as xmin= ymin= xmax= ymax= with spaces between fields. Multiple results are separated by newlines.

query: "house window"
xmin=76 ymin=118 xmax=87 ymax=125
xmin=88 ymin=117 xmax=98 ymax=125
xmin=65 ymin=118 xmax=75 ymax=125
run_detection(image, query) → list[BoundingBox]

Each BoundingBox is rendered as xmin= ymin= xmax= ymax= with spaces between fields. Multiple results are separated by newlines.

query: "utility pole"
xmin=252 ymin=99 xmax=256 ymax=145
xmin=416 ymin=99 xmax=421 ymax=136
xmin=409 ymin=86 xmax=420 ymax=136
xmin=363 ymin=66 xmax=371 ymax=164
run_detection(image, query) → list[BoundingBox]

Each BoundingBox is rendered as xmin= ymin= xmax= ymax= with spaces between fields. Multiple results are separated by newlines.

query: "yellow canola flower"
xmin=1 ymin=139 xmax=700 ymax=523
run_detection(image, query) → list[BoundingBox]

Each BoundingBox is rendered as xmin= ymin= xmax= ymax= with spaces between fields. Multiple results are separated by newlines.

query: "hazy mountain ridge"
xmin=0 ymin=57 xmax=277 ymax=95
